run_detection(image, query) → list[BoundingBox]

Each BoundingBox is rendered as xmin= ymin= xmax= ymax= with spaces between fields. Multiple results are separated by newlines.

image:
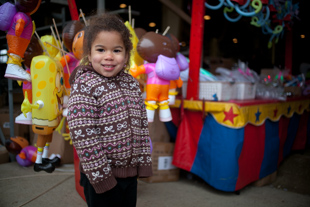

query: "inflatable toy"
xmin=16 ymin=145 xmax=37 ymax=167
xmin=5 ymin=136 xmax=29 ymax=155
xmin=130 ymin=32 xmax=188 ymax=122
xmin=56 ymin=27 xmax=85 ymax=145
xmin=21 ymin=35 xmax=65 ymax=173
xmin=62 ymin=20 xmax=85 ymax=53
xmin=15 ymin=35 xmax=43 ymax=125
xmin=134 ymin=27 xmax=147 ymax=39
xmin=125 ymin=21 xmax=144 ymax=68
xmin=1 ymin=0 xmax=41 ymax=81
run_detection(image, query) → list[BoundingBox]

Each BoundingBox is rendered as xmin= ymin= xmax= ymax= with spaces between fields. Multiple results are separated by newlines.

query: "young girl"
xmin=67 ymin=13 xmax=153 ymax=207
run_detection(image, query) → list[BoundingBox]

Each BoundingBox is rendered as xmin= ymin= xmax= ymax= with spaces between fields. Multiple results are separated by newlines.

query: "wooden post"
xmin=186 ymin=0 xmax=205 ymax=100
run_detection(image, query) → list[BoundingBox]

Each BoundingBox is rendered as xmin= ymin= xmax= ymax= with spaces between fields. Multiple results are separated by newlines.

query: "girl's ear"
xmin=87 ymin=54 xmax=91 ymax=63
xmin=125 ymin=53 xmax=129 ymax=64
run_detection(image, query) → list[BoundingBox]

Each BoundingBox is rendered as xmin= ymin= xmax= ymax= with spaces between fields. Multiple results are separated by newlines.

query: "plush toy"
xmin=130 ymin=32 xmax=188 ymax=122
xmin=1 ymin=0 xmax=41 ymax=82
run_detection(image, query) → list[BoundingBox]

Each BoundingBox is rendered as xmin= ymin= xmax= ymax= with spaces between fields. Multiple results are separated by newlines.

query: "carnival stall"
xmin=1 ymin=0 xmax=309 ymax=198
xmin=169 ymin=0 xmax=310 ymax=193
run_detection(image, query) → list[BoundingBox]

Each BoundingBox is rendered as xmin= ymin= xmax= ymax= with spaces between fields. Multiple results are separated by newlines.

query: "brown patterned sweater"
xmin=67 ymin=65 xmax=152 ymax=193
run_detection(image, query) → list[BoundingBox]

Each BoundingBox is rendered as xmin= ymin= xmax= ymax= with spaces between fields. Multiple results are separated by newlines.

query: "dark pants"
xmin=80 ymin=172 xmax=137 ymax=207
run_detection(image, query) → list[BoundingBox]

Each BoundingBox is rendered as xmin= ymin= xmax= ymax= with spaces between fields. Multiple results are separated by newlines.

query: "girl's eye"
xmin=97 ymin=49 xmax=104 ymax=52
xmin=114 ymin=49 xmax=121 ymax=53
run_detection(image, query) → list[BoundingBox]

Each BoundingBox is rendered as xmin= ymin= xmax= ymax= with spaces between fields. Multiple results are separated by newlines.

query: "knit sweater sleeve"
xmin=133 ymin=77 xmax=153 ymax=178
xmin=138 ymin=104 xmax=153 ymax=177
xmin=67 ymin=72 xmax=117 ymax=194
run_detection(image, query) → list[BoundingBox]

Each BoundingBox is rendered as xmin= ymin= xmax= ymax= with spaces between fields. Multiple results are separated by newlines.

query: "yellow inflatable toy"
xmin=21 ymin=41 xmax=64 ymax=173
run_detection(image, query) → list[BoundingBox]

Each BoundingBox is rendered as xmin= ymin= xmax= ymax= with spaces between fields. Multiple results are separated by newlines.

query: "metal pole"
xmin=8 ymin=79 xmax=15 ymax=161
xmin=8 ymin=79 xmax=14 ymax=138
xmin=97 ymin=0 xmax=105 ymax=14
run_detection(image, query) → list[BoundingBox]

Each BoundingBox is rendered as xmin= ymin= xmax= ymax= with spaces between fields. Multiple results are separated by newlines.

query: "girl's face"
xmin=88 ymin=31 xmax=128 ymax=77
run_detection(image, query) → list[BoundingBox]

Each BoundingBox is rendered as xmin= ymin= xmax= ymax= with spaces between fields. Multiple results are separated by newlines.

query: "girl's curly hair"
xmin=81 ymin=13 xmax=133 ymax=71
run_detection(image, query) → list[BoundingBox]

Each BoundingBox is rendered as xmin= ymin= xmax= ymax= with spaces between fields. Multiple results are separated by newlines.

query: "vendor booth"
xmin=170 ymin=97 xmax=310 ymax=192
xmin=167 ymin=0 xmax=310 ymax=193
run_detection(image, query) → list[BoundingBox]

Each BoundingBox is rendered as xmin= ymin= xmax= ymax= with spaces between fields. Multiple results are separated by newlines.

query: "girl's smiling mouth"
xmin=102 ymin=65 xmax=115 ymax=70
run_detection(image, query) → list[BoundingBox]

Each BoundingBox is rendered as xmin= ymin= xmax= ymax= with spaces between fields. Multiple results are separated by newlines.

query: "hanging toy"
xmin=2 ymin=0 xmax=41 ymax=82
xmin=55 ymin=27 xmax=85 ymax=145
xmin=15 ymin=35 xmax=43 ymax=125
xmin=21 ymin=35 xmax=65 ymax=173
xmin=130 ymin=31 xmax=188 ymax=122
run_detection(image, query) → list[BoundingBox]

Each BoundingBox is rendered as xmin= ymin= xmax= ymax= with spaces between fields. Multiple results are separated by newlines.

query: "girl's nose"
xmin=104 ymin=51 xmax=113 ymax=60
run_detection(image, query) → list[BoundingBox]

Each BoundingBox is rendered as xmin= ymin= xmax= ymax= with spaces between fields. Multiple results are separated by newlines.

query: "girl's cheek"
xmin=92 ymin=55 xmax=102 ymax=62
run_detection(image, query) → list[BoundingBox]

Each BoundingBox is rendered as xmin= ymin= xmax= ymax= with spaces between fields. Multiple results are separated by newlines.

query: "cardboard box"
xmin=284 ymin=86 xmax=302 ymax=97
xmin=140 ymin=142 xmax=179 ymax=183
xmin=205 ymin=56 xmax=235 ymax=75
xmin=0 ymin=105 xmax=30 ymax=144
xmin=0 ymin=92 xmax=7 ymax=108
xmin=253 ymin=171 xmax=277 ymax=187
xmin=260 ymin=68 xmax=281 ymax=81
xmin=13 ymin=91 xmax=25 ymax=104
xmin=148 ymin=111 xmax=170 ymax=143
xmin=0 ymin=144 xmax=9 ymax=164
